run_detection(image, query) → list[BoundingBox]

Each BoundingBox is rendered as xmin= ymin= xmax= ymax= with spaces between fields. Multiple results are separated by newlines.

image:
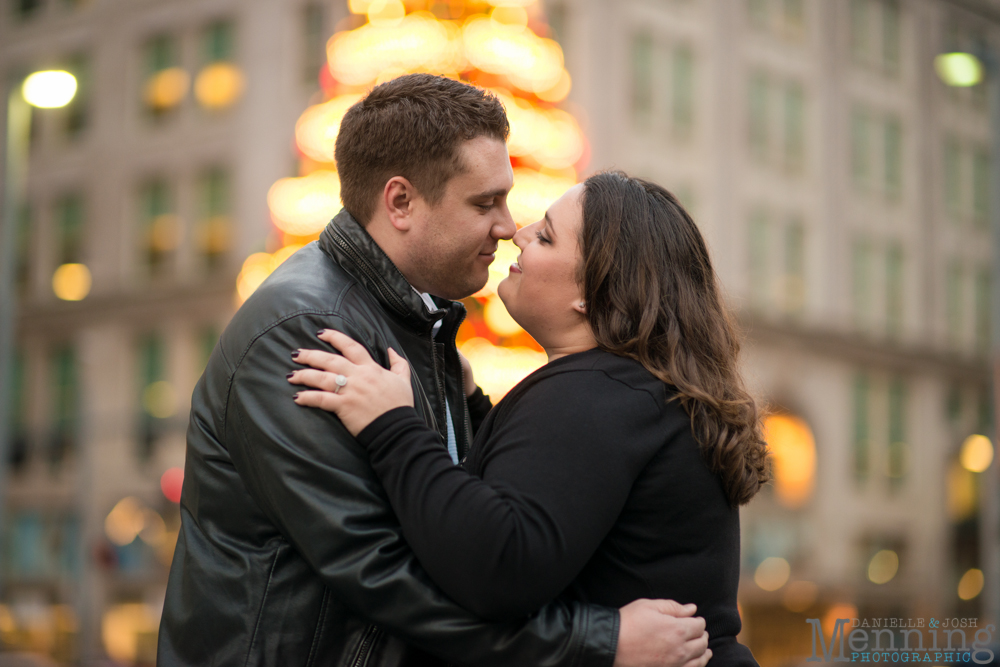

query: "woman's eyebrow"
xmin=544 ymin=212 xmax=557 ymax=237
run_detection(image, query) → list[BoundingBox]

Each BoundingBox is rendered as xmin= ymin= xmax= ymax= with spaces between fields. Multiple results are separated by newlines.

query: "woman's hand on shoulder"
xmin=288 ymin=329 xmax=413 ymax=436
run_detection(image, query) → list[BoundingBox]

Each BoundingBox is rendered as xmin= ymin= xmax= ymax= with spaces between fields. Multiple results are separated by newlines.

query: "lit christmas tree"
xmin=237 ymin=0 xmax=587 ymax=396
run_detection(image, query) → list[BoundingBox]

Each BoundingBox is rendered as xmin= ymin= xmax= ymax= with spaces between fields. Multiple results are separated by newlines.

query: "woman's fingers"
xmin=387 ymin=348 xmax=411 ymax=380
xmin=293 ymin=389 xmax=342 ymax=411
xmin=288 ymin=368 xmax=350 ymax=392
xmin=292 ymin=347 xmax=351 ymax=373
xmin=318 ymin=329 xmax=375 ymax=366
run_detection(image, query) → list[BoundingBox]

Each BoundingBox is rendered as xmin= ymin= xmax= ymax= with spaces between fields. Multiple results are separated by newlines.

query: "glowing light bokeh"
xmin=934 ymin=52 xmax=984 ymax=87
xmin=507 ymin=168 xmax=577 ymax=227
xmin=463 ymin=16 xmax=565 ymax=95
xmin=194 ymin=62 xmax=246 ymax=110
xmin=22 ymin=70 xmax=77 ymax=108
xmin=268 ymin=171 xmax=342 ymax=236
xmin=867 ymin=549 xmax=899 ymax=584
xmin=960 ymin=433 xmax=994 ymax=473
xmin=104 ymin=497 xmax=147 ymax=546
xmin=143 ymin=67 xmax=190 ymax=110
xmin=474 ymin=238 xmax=520 ymax=298
xmin=148 ymin=214 xmax=183 ymax=252
xmin=754 ymin=556 xmax=791 ymax=591
xmin=52 ymin=263 xmax=92 ymax=301
xmin=483 ymin=293 xmax=523 ymax=336
xmin=161 ymin=467 xmax=184 ymax=503
xmin=295 ymin=94 xmax=363 ymax=162
xmin=947 ymin=460 xmax=978 ymax=521
xmin=958 ymin=568 xmax=984 ymax=600
xmin=102 ymin=603 xmax=159 ymax=665
xmin=459 ymin=337 xmax=546 ymax=398
xmin=235 ymin=245 xmax=306 ymax=304
xmin=143 ymin=380 xmax=177 ymax=419
xmin=763 ymin=413 xmax=816 ymax=508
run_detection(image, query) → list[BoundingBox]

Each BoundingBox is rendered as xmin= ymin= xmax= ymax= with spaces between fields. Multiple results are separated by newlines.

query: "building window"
xmin=783 ymin=83 xmax=805 ymax=172
xmin=977 ymin=387 xmax=993 ymax=433
xmin=852 ymin=372 xmax=871 ymax=484
xmin=972 ymin=147 xmax=990 ymax=228
xmin=143 ymin=34 xmax=187 ymax=118
xmin=946 ymin=260 xmax=964 ymax=348
xmin=138 ymin=179 xmax=179 ymax=276
xmin=671 ymin=46 xmax=694 ymax=138
xmin=195 ymin=20 xmax=245 ymax=111
xmin=54 ymin=193 xmax=85 ymax=266
xmin=196 ymin=168 xmax=232 ymax=270
xmin=50 ymin=54 xmax=91 ymax=139
xmin=7 ymin=351 xmax=28 ymax=472
xmin=887 ymin=377 xmax=907 ymax=490
xmin=15 ymin=203 xmax=31 ymax=295
xmin=137 ymin=334 xmax=171 ymax=459
xmin=852 ymin=238 xmax=873 ymax=331
xmin=885 ymin=243 xmax=904 ymax=338
xmin=882 ymin=0 xmax=900 ymax=75
xmin=975 ymin=268 xmax=991 ymax=355
xmin=48 ymin=345 xmax=78 ymax=467
xmin=784 ymin=219 xmax=805 ymax=315
xmin=748 ymin=72 xmax=769 ymax=163
xmin=10 ymin=0 xmax=43 ymax=21
xmin=748 ymin=0 xmax=769 ymax=30
xmin=748 ymin=208 xmax=769 ymax=308
xmin=303 ymin=3 xmax=327 ymax=85
xmin=782 ymin=0 xmax=804 ymax=33
xmin=945 ymin=136 xmax=962 ymax=219
xmin=630 ymin=32 xmax=654 ymax=127
xmin=850 ymin=106 xmax=870 ymax=189
xmin=883 ymin=116 xmax=902 ymax=198
xmin=850 ymin=0 xmax=870 ymax=64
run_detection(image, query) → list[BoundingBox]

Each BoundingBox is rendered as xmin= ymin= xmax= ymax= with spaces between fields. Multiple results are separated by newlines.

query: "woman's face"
xmin=498 ymin=184 xmax=587 ymax=348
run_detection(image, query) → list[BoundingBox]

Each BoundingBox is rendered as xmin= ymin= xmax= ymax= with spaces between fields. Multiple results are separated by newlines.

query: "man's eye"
xmin=477 ymin=203 xmax=494 ymax=212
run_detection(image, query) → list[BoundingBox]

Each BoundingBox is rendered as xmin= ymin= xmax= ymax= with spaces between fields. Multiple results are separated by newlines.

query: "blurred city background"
xmin=0 ymin=0 xmax=997 ymax=664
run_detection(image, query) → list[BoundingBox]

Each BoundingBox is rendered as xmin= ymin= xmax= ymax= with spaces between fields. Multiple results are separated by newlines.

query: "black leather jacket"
xmin=158 ymin=210 xmax=619 ymax=667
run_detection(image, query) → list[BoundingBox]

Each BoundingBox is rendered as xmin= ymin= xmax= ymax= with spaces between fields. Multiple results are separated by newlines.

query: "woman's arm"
xmin=290 ymin=331 xmax=666 ymax=620
xmin=358 ymin=372 xmax=664 ymax=620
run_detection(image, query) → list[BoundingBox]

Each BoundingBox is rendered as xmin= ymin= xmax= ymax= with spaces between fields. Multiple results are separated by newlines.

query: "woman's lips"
xmin=509 ymin=262 xmax=522 ymax=274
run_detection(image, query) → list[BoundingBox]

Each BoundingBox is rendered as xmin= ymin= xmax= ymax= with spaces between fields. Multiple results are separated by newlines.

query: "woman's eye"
xmin=535 ymin=231 xmax=550 ymax=244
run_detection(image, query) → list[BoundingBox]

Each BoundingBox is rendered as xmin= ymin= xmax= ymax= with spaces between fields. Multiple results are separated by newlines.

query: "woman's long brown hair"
xmin=579 ymin=171 xmax=770 ymax=506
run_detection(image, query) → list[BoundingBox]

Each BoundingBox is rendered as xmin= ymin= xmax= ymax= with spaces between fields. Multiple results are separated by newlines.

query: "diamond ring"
xmin=334 ymin=374 xmax=348 ymax=393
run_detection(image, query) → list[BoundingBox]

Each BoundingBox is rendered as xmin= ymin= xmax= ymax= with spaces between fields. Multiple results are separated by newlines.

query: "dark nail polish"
xmin=291 ymin=350 xmax=300 ymax=359
xmin=293 ymin=392 xmax=301 ymax=399
xmin=316 ymin=329 xmax=326 ymax=336
xmin=286 ymin=372 xmax=294 ymax=379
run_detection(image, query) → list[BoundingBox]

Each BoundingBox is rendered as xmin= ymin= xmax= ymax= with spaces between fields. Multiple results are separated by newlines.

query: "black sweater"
xmin=358 ymin=348 xmax=756 ymax=667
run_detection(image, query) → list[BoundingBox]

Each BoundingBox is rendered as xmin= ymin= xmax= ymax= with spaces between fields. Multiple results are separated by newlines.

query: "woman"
xmin=288 ymin=172 xmax=770 ymax=667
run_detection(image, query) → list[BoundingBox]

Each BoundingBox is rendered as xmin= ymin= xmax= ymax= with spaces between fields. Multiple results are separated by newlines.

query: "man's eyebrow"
xmin=544 ymin=211 xmax=557 ymax=237
xmin=470 ymin=188 xmax=509 ymax=200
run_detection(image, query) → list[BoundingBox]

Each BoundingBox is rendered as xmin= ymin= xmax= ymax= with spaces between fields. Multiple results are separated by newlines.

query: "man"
xmin=159 ymin=74 xmax=711 ymax=667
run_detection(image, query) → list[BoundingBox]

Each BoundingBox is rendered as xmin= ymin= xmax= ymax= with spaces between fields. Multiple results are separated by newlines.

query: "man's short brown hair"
xmin=334 ymin=73 xmax=510 ymax=224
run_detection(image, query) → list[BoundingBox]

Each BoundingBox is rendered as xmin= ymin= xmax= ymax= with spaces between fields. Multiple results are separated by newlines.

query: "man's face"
xmin=406 ymin=136 xmax=516 ymax=300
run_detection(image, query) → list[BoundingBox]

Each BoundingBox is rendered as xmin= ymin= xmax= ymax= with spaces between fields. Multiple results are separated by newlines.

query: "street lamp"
xmin=0 ymin=69 xmax=77 ymax=596
xmin=935 ymin=48 xmax=1000 ymax=626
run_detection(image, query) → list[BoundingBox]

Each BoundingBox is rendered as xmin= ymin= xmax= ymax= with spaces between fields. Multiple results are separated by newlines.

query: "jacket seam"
xmin=304 ymin=586 xmax=331 ymax=667
xmin=221 ymin=307 xmax=359 ymax=435
xmin=244 ymin=545 xmax=281 ymax=667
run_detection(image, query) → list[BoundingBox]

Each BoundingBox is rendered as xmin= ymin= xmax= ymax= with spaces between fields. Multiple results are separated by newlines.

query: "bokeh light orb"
xmin=867 ymin=549 xmax=899 ymax=584
xmin=934 ymin=52 xmax=984 ymax=87
xmin=22 ymin=70 xmax=77 ymax=108
xmin=960 ymin=434 xmax=993 ymax=473
xmin=52 ymin=263 xmax=92 ymax=301
xmin=754 ymin=557 xmax=791 ymax=591
xmin=161 ymin=467 xmax=184 ymax=503
xmin=194 ymin=62 xmax=245 ymax=110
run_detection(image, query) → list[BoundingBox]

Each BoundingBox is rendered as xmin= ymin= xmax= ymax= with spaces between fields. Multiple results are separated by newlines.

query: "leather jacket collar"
xmin=320 ymin=209 xmax=446 ymax=334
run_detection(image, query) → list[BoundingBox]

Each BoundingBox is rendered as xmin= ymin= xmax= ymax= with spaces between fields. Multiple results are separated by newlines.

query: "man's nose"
xmin=492 ymin=205 xmax=517 ymax=241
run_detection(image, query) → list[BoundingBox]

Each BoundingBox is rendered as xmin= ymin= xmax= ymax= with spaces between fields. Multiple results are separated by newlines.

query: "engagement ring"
xmin=334 ymin=374 xmax=348 ymax=393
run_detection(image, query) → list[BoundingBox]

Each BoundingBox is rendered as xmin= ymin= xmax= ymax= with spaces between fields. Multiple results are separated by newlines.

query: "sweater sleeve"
xmin=356 ymin=369 xmax=665 ymax=621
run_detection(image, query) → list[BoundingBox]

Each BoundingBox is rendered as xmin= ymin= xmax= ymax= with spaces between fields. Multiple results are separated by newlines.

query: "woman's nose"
xmin=513 ymin=223 xmax=532 ymax=250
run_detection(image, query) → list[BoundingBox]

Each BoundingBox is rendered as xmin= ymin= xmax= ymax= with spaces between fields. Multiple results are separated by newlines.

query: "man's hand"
xmin=614 ymin=599 xmax=712 ymax=667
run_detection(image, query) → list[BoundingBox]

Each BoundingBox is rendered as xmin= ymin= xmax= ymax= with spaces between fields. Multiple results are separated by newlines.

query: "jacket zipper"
xmin=331 ymin=229 xmax=410 ymax=317
xmin=449 ymin=308 xmax=473 ymax=460
xmin=350 ymin=624 xmax=382 ymax=667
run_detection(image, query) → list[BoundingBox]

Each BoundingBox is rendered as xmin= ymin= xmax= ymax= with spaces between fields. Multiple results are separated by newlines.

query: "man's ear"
xmin=383 ymin=177 xmax=419 ymax=232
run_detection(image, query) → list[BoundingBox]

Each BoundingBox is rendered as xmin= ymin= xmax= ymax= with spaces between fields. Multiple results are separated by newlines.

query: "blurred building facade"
xmin=550 ymin=0 xmax=997 ymax=663
xmin=0 ymin=0 xmax=349 ymax=661
xmin=0 ymin=0 xmax=997 ymax=665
